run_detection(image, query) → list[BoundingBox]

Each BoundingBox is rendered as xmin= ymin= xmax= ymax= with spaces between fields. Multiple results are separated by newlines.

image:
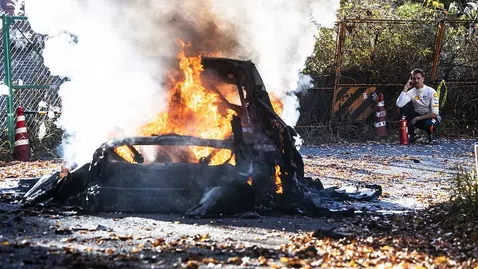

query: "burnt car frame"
xmin=23 ymin=57 xmax=307 ymax=217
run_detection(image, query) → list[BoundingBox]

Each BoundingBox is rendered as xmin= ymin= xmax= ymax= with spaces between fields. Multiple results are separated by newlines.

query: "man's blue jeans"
xmin=398 ymin=102 xmax=440 ymax=138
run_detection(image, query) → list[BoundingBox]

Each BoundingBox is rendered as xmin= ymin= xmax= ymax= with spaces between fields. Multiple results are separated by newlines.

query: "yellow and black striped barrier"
xmin=333 ymin=87 xmax=377 ymax=120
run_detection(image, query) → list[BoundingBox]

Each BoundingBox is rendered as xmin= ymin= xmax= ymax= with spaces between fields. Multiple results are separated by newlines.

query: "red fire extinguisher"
xmin=399 ymin=116 xmax=409 ymax=145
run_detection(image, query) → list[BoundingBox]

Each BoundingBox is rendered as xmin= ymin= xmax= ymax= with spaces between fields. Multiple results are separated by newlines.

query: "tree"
xmin=305 ymin=0 xmax=477 ymax=85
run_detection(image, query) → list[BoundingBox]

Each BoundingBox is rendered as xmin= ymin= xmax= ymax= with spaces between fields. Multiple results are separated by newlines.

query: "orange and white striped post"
xmin=13 ymin=107 xmax=30 ymax=161
xmin=374 ymin=93 xmax=387 ymax=137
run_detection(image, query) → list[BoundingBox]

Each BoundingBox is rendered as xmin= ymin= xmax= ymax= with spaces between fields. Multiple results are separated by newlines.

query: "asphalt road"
xmin=301 ymin=138 xmax=477 ymax=212
xmin=0 ymin=138 xmax=476 ymax=268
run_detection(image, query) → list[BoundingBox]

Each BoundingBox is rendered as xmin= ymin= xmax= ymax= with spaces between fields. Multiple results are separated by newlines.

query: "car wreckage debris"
xmin=21 ymin=57 xmax=383 ymax=218
xmin=21 ymin=145 xmax=381 ymax=218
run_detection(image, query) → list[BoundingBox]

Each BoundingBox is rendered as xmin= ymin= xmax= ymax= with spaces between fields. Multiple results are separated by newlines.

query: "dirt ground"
xmin=0 ymin=138 xmax=477 ymax=268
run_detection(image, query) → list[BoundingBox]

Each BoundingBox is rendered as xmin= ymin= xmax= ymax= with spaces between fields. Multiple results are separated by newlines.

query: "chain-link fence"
xmin=1 ymin=15 xmax=63 ymax=154
xmin=438 ymin=20 xmax=478 ymax=82
xmin=2 ymin=16 xmax=477 ymax=150
xmin=338 ymin=19 xmax=438 ymax=85
xmin=299 ymin=19 xmax=478 ymax=128
xmin=334 ymin=19 xmax=478 ymax=85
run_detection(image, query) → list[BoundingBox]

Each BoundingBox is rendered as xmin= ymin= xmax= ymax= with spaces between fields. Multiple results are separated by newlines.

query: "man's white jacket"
xmin=396 ymin=85 xmax=439 ymax=115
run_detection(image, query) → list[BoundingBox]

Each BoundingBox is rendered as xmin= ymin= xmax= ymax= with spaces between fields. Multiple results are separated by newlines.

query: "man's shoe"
xmin=408 ymin=135 xmax=416 ymax=144
xmin=428 ymin=133 xmax=438 ymax=144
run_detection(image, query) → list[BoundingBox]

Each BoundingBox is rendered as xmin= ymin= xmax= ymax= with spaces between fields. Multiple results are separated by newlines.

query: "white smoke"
xmin=209 ymin=0 xmax=339 ymax=125
xmin=26 ymin=0 xmax=167 ymax=166
xmin=25 ymin=0 xmax=339 ymax=166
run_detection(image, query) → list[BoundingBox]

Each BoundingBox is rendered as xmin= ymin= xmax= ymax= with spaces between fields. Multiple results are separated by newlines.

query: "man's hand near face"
xmin=404 ymin=79 xmax=413 ymax=92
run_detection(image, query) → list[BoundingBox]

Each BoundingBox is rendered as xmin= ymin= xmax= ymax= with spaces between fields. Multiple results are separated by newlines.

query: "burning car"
xmin=22 ymin=54 xmax=380 ymax=217
xmin=22 ymin=55 xmax=308 ymax=216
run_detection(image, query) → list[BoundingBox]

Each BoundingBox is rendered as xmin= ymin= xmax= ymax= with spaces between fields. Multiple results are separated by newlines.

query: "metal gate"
xmin=331 ymin=18 xmax=478 ymax=121
xmin=1 ymin=15 xmax=63 ymax=149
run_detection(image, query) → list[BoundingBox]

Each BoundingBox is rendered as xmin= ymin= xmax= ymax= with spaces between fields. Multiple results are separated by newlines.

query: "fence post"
xmin=2 ymin=15 xmax=14 ymax=148
xmin=475 ymin=143 xmax=478 ymax=174
xmin=331 ymin=21 xmax=346 ymax=120
xmin=431 ymin=21 xmax=445 ymax=83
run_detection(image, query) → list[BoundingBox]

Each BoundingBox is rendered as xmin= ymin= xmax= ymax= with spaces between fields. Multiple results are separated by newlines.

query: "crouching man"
xmin=396 ymin=68 xmax=441 ymax=144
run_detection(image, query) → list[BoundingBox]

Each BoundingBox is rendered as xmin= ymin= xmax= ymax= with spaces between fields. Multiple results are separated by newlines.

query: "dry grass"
xmin=450 ymin=166 xmax=478 ymax=216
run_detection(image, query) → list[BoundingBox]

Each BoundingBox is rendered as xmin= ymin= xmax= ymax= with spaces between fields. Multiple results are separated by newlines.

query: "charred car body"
xmin=23 ymin=57 xmax=380 ymax=217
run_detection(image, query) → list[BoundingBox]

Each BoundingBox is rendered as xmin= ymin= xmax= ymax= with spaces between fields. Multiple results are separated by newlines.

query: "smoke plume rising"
xmin=25 ymin=0 xmax=339 ymax=166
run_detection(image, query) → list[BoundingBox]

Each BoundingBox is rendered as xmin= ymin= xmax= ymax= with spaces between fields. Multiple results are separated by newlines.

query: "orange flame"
xmin=269 ymin=92 xmax=284 ymax=116
xmin=114 ymin=146 xmax=137 ymax=163
xmin=275 ymin=165 xmax=283 ymax=194
xmin=139 ymin=41 xmax=237 ymax=165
